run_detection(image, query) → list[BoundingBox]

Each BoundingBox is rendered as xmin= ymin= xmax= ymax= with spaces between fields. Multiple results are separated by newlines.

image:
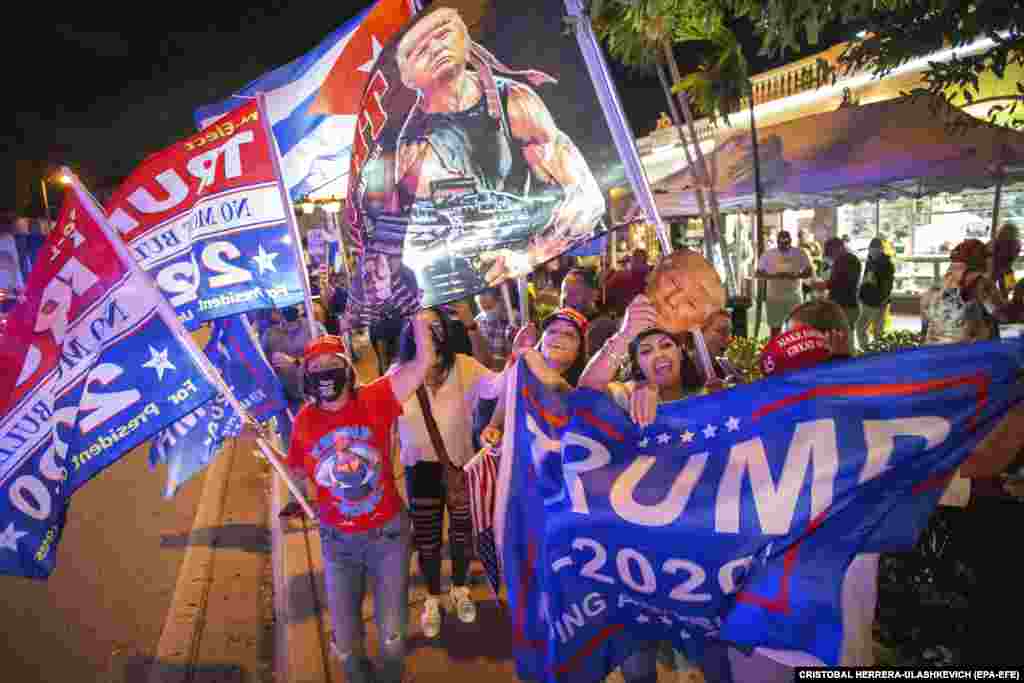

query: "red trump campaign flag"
xmin=0 ymin=180 xmax=218 ymax=578
xmin=105 ymin=99 xmax=306 ymax=330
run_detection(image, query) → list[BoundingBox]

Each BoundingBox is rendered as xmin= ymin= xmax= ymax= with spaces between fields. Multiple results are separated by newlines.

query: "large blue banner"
xmin=0 ymin=183 xmax=219 ymax=578
xmin=105 ymin=100 xmax=304 ymax=330
xmin=497 ymin=340 xmax=1024 ymax=681
xmin=151 ymin=315 xmax=287 ymax=498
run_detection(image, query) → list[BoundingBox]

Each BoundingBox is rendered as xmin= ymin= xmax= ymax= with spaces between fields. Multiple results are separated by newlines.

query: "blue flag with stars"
xmin=496 ymin=339 xmax=1024 ymax=682
xmin=0 ymin=181 xmax=219 ymax=579
xmin=150 ymin=314 xmax=288 ymax=498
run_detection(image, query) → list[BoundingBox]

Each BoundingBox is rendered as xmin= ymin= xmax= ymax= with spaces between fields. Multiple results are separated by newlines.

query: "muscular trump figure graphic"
xmin=350 ymin=7 xmax=605 ymax=317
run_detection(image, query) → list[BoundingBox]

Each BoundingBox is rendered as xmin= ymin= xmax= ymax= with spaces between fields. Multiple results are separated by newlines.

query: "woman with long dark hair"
xmin=393 ymin=306 xmax=507 ymax=638
xmin=477 ymin=307 xmax=591 ymax=448
xmin=576 ymin=294 xmax=703 ymax=683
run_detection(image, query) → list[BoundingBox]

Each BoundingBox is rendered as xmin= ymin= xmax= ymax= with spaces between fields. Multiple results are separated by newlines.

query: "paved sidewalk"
xmin=149 ymin=433 xmax=274 ymax=683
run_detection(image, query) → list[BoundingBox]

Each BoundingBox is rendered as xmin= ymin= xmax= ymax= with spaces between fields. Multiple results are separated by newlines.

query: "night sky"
xmin=7 ymin=1 xmax=850 ymax=215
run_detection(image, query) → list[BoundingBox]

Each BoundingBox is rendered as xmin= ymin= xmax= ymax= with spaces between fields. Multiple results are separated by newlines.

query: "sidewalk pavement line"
xmin=272 ymin=469 xmax=330 ymax=683
xmin=148 ymin=438 xmax=237 ymax=683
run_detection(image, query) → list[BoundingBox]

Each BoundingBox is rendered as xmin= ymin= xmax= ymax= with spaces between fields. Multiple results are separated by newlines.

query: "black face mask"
xmin=306 ymin=366 xmax=350 ymax=402
xmin=281 ymin=307 xmax=301 ymax=323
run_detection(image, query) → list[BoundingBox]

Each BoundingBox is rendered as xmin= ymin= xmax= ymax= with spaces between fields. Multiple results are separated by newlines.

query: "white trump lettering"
xmin=609 ymin=453 xmax=708 ymax=527
xmin=715 ymin=419 xmax=838 ymax=535
xmin=563 ymin=431 xmax=611 ymax=514
xmin=859 ymin=417 xmax=951 ymax=484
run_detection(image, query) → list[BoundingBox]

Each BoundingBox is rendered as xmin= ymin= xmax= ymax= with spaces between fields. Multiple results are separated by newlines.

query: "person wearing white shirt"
xmin=755 ymin=230 xmax=813 ymax=337
xmin=393 ymin=307 xmax=506 ymax=639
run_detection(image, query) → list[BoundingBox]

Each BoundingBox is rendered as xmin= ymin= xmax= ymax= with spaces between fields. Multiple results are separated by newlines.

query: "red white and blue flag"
xmin=194 ymin=0 xmax=420 ymax=201
xmin=0 ymin=180 xmax=219 ymax=579
xmin=106 ymin=100 xmax=306 ymax=330
xmin=149 ymin=314 xmax=287 ymax=498
xmin=465 ymin=444 xmax=501 ymax=597
xmin=496 ymin=342 xmax=1024 ymax=681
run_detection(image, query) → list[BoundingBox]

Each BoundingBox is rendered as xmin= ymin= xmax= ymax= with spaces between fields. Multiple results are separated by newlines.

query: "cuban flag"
xmin=465 ymin=445 xmax=501 ymax=597
xmin=496 ymin=339 xmax=1024 ymax=682
xmin=194 ymin=0 xmax=420 ymax=201
xmin=150 ymin=314 xmax=287 ymax=498
xmin=0 ymin=179 xmax=219 ymax=579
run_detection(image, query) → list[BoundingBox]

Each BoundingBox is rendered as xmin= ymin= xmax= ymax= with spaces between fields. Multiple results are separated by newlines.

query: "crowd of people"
xmin=248 ymin=223 xmax=1024 ymax=682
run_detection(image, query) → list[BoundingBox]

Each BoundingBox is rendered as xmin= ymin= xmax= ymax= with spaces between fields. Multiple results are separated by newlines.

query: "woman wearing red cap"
xmin=921 ymin=238 xmax=1007 ymax=345
xmin=284 ymin=312 xmax=435 ymax=683
xmin=478 ymin=306 xmax=590 ymax=446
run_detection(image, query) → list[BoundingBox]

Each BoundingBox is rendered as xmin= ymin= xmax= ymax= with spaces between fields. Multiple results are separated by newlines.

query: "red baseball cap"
xmin=759 ymin=325 xmax=831 ymax=376
xmin=303 ymin=335 xmax=353 ymax=366
xmin=542 ymin=307 xmax=590 ymax=337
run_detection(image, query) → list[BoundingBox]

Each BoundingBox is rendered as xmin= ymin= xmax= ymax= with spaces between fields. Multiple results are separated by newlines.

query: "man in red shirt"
xmin=286 ymin=312 xmax=434 ymax=683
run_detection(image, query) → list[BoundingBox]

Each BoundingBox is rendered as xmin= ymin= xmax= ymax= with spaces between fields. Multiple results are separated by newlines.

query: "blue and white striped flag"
xmin=194 ymin=0 xmax=419 ymax=201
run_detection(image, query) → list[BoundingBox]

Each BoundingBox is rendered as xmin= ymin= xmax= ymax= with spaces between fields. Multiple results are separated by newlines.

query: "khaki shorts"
xmin=765 ymin=295 xmax=802 ymax=328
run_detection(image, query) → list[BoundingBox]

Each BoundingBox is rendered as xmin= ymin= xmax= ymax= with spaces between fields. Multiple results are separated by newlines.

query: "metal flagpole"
xmin=517 ymin=277 xmax=530 ymax=328
xmin=67 ymin=169 xmax=317 ymax=519
xmin=500 ymin=280 xmax=517 ymax=326
xmin=257 ymin=93 xmax=319 ymax=341
xmin=564 ymin=0 xmax=669 ymax=255
xmin=563 ymin=0 xmax=720 ymax=386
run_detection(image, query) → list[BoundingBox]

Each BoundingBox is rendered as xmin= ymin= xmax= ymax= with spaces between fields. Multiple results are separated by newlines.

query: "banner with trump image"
xmin=343 ymin=0 xmax=627 ymax=325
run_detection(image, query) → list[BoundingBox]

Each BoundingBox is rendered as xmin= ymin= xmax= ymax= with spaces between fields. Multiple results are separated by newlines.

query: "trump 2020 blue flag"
xmin=105 ymin=99 xmax=305 ymax=330
xmin=151 ymin=314 xmax=287 ymax=498
xmin=0 ymin=181 xmax=218 ymax=579
xmin=194 ymin=0 xmax=418 ymax=201
xmin=495 ymin=339 xmax=1024 ymax=682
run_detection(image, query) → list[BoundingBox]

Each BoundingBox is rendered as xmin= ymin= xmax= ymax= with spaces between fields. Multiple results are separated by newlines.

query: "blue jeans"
xmin=320 ymin=512 xmax=412 ymax=683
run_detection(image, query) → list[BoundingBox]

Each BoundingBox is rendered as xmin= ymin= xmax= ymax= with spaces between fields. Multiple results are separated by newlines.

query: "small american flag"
xmin=465 ymin=446 xmax=501 ymax=597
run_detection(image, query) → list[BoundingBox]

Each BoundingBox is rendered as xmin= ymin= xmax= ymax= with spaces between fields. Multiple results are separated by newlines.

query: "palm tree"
xmin=589 ymin=0 xmax=737 ymax=295
xmin=670 ymin=26 xmax=769 ymax=335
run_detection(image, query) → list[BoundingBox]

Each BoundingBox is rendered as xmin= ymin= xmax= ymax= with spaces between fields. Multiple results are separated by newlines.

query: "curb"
xmin=271 ymin=470 xmax=331 ymax=683
xmin=148 ymin=438 xmax=237 ymax=683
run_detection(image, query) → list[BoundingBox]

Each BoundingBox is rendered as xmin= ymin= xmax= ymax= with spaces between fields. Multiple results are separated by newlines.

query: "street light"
xmin=40 ymin=172 xmax=72 ymax=226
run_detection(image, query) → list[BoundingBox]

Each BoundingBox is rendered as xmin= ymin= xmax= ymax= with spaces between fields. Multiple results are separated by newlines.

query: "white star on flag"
xmin=702 ymin=424 xmax=718 ymax=439
xmin=357 ymin=35 xmax=384 ymax=74
xmin=143 ymin=345 xmax=177 ymax=381
xmin=656 ymin=433 xmax=672 ymax=445
xmin=681 ymin=430 xmax=695 ymax=443
xmin=0 ymin=522 xmax=28 ymax=552
xmin=637 ymin=437 xmax=650 ymax=448
xmin=660 ymin=616 xmax=673 ymax=625
xmin=251 ymin=244 xmax=280 ymax=274
xmin=725 ymin=416 xmax=741 ymax=432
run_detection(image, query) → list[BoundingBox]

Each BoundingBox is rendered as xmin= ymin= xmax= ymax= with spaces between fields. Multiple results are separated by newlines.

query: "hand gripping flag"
xmin=465 ymin=444 xmax=501 ymax=597
xmin=194 ymin=0 xmax=419 ymax=201
xmin=496 ymin=340 xmax=1024 ymax=682
xmin=0 ymin=182 xmax=218 ymax=579
xmin=150 ymin=315 xmax=287 ymax=498
xmin=105 ymin=99 xmax=306 ymax=330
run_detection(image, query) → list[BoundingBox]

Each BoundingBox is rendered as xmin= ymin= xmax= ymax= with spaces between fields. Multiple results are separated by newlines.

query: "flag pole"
xmin=256 ymin=93 xmax=319 ymax=342
xmin=563 ymin=2 xmax=720 ymax=387
xmin=66 ymin=169 xmax=317 ymax=519
xmin=517 ymin=277 xmax=530 ymax=327
xmin=500 ymin=280 xmax=517 ymax=325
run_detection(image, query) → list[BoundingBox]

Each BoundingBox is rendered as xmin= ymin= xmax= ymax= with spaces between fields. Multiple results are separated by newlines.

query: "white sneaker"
xmin=421 ymin=596 xmax=442 ymax=638
xmin=449 ymin=585 xmax=477 ymax=624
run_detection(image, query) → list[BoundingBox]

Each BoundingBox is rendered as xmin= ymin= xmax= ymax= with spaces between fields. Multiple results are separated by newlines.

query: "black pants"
xmin=408 ymin=461 xmax=473 ymax=596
